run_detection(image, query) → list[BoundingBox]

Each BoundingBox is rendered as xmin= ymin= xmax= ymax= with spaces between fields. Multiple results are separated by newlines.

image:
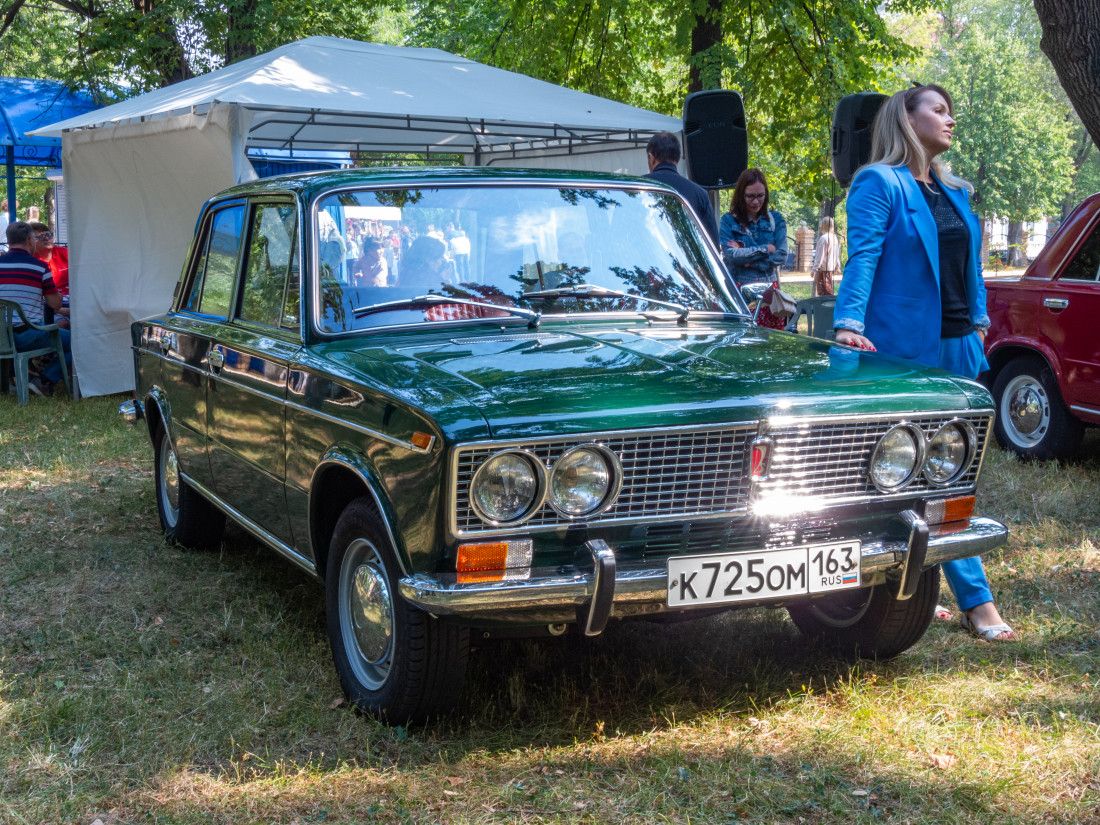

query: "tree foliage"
xmin=410 ymin=0 xmax=932 ymax=205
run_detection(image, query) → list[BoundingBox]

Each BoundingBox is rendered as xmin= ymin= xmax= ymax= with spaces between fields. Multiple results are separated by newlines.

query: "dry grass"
xmin=1 ymin=394 xmax=1098 ymax=824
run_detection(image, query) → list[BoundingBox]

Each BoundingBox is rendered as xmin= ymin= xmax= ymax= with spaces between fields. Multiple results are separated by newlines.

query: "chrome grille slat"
xmin=452 ymin=413 xmax=992 ymax=536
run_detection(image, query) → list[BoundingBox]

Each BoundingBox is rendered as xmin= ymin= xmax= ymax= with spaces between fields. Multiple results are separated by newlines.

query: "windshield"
xmin=312 ymin=185 xmax=740 ymax=333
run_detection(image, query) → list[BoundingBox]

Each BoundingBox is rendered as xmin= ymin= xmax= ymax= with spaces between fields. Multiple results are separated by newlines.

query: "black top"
xmin=644 ymin=163 xmax=719 ymax=245
xmin=920 ymin=180 xmax=973 ymax=338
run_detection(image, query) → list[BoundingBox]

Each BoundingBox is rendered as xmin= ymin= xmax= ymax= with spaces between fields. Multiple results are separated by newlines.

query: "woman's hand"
xmin=835 ymin=329 xmax=877 ymax=351
xmin=766 ymin=244 xmax=776 ymax=253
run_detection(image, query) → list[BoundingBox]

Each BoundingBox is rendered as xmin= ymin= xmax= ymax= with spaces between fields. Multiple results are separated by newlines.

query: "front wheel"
xmin=787 ymin=565 xmax=940 ymax=658
xmin=991 ymin=355 xmax=1083 ymax=460
xmin=154 ymin=425 xmax=225 ymax=550
xmin=326 ymin=497 xmax=469 ymax=723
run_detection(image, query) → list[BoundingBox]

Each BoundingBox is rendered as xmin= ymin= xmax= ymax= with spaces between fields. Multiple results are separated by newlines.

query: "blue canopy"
xmin=1 ymin=77 xmax=102 ymax=166
xmin=2 ymin=77 xmax=102 ymax=222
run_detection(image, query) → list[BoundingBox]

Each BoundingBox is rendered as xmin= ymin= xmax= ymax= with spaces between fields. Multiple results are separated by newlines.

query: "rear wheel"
xmin=326 ymin=497 xmax=469 ymax=723
xmin=154 ymin=426 xmax=225 ymax=549
xmin=992 ymin=355 xmax=1083 ymax=460
xmin=787 ymin=565 xmax=940 ymax=658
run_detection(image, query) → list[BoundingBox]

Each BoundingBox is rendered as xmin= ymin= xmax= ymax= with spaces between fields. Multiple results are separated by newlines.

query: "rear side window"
xmin=1061 ymin=222 xmax=1100 ymax=282
xmin=185 ymin=205 xmax=246 ymax=316
xmin=239 ymin=203 xmax=299 ymax=329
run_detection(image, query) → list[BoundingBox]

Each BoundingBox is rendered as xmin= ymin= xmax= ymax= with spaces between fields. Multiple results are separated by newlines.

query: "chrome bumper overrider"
xmin=118 ymin=399 xmax=144 ymax=423
xmin=398 ymin=514 xmax=1009 ymax=634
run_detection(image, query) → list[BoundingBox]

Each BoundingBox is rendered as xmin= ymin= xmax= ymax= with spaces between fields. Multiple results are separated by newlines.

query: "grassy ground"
xmin=1 ymin=393 xmax=1098 ymax=824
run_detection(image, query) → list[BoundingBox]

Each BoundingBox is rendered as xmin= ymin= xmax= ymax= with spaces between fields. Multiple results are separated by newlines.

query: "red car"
xmin=984 ymin=193 xmax=1100 ymax=459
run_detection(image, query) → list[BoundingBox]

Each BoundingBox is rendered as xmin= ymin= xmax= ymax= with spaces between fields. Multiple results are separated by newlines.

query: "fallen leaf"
xmin=929 ymin=752 xmax=957 ymax=769
xmin=442 ymin=790 xmax=459 ymax=797
xmin=153 ymin=616 xmax=164 ymax=627
xmin=444 ymin=777 xmax=468 ymax=787
xmin=851 ymin=789 xmax=869 ymax=797
xmin=330 ymin=696 xmax=346 ymax=709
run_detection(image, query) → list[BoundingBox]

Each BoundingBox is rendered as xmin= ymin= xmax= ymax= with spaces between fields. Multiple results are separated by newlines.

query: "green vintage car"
xmin=121 ymin=168 xmax=1007 ymax=722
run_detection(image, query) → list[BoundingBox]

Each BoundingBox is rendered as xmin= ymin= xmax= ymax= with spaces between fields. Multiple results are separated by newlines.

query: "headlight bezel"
xmin=546 ymin=443 xmax=623 ymax=519
xmin=468 ymin=448 xmax=547 ymax=526
xmin=869 ymin=422 xmax=926 ymax=492
xmin=923 ymin=419 xmax=977 ymax=487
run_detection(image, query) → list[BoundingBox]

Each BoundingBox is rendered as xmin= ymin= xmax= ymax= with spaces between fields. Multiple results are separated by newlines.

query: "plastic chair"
xmin=785 ymin=296 xmax=837 ymax=340
xmin=0 ymin=298 xmax=72 ymax=405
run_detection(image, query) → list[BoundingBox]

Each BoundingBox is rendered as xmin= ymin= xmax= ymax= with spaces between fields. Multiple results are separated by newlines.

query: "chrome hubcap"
xmin=339 ymin=538 xmax=394 ymax=690
xmin=1003 ymin=374 xmax=1049 ymax=446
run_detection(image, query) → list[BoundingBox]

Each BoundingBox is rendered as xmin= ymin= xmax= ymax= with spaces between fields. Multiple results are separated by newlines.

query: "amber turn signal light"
xmin=456 ymin=540 xmax=533 ymax=584
xmin=923 ymin=495 xmax=975 ymax=525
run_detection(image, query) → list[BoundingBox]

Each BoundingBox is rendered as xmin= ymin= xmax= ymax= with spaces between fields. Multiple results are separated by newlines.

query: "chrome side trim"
xmin=399 ymin=516 xmax=1008 ymax=615
xmin=179 ymin=471 xmax=317 ymax=577
xmin=1070 ymin=404 xmax=1100 ymax=417
xmin=284 ymin=397 xmax=435 ymax=454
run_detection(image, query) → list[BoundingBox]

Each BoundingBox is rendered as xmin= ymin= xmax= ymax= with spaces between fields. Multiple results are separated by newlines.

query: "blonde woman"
xmin=811 ymin=216 xmax=840 ymax=296
xmin=833 ymin=83 xmax=1013 ymax=642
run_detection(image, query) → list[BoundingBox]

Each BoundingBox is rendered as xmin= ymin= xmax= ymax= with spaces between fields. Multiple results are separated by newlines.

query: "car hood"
xmin=342 ymin=322 xmax=986 ymax=440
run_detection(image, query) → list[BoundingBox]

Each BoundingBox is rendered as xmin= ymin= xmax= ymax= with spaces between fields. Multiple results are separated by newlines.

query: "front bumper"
xmin=398 ymin=514 xmax=1008 ymax=632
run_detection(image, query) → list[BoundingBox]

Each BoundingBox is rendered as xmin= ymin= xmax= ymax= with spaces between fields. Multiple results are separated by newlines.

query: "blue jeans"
xmin=15 ymin=326 xmax=71 ymax=385
xmin=938 ymin=329 xmax=994 ymax=611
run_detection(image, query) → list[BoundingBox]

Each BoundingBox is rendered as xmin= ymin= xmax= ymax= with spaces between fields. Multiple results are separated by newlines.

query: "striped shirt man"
xmin=0 ymin=247 xmax=55 ymax=326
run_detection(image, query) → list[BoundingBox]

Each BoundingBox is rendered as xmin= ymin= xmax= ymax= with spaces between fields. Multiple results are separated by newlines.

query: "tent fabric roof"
xmin=0 ymin=77 xmax=102 ymax=166
xmin=29 ymin=37 xmax=680 ymax=156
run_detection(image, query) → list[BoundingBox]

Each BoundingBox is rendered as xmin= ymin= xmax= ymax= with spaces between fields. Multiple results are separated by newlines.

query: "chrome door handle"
xmin=1043 ymin=297 xmax=1069 ymax=310
xmin=207 ymin=349 xmax=225 ymax=369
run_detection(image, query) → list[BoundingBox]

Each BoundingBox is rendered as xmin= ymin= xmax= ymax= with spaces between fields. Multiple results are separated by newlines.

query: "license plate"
xmin=666 ymin=541 xmax=862 ymax=607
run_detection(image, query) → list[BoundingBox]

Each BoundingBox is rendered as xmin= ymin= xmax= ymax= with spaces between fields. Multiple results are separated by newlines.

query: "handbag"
xmin=767 ymin=285 xmax=797 ymax=319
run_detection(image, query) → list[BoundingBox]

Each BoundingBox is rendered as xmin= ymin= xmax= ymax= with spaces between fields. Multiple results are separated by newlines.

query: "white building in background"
xmin=984 ymin=217 xmax=1050 ymax=263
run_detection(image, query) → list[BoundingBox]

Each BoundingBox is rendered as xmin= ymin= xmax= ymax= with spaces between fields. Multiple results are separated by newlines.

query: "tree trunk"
xmin=1007 ymin=220 xmax=1026 ymax=267
xmin=689 ymin=0 xmax=723 ymax=93
xmin=226 ymin=0 xmax=260 ymax=65
xmin=1034 ymin=0 xmax=1100 ymax=150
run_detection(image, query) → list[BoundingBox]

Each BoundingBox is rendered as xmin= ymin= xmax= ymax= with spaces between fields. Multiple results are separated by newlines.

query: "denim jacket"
xmin=719 ymin=209 xmax=788 ymax=284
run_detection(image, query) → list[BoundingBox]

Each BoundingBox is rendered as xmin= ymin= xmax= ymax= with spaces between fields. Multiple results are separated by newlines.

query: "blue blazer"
xmin=834 ymin=164 xmax=989 ymax=369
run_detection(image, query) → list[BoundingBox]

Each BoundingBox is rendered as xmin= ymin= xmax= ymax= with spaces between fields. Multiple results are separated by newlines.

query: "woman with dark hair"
xmin=398 ymin=234 xmax=451 ymax=289
xmin=719 ymin=168 xmax=788 ymax=288
xmin=833 ymin=83 xmax=1013 ymax=642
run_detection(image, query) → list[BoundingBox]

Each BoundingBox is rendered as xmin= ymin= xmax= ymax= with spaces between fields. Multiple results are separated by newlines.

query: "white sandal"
xmin=960 ymin=610 xmax=1014 ymax=642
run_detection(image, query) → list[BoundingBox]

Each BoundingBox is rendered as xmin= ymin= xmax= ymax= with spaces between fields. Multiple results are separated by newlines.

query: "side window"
xmin=239 ymin=203 xmax=299 ymax=328
xmin=185 ymin=205 xmax=246 ymax=316
xmin=1061 ymin=222 xmax=1100 ymax=282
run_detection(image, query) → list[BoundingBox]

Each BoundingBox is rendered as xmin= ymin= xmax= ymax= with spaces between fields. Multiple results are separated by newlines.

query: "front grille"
xmin=451 ymin=412 xmax=992 ymax=536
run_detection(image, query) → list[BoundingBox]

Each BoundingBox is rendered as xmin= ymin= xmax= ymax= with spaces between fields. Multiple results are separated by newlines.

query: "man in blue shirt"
xmin=643 ymin=132 xmax=719 ymax=245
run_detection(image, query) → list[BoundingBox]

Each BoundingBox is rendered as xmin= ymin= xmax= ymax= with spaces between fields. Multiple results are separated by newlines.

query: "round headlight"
xmin=869 ymin=424 xmax=923 ymax=491
xmin=924 ymin=421 xmax=975 ymax=485
xmin=470 ymin=450 xmax=544 ymax=524
xmin=548 ymin=445 xmax=620 ymax=517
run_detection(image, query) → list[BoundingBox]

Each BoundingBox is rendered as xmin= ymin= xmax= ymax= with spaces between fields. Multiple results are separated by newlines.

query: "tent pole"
xmin=5 ymin=145 xmax=15 ymax=223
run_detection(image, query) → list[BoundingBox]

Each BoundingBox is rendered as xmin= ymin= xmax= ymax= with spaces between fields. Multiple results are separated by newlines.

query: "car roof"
xmin=213 ymin=165 xmax=672 ymax=201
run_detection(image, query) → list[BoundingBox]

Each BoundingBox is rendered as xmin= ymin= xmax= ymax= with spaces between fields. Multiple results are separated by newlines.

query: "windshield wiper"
xmin=353 ymin=294 xmax=541 ymax=329
xmin=522 ymin=284 xmax=690 ymax=325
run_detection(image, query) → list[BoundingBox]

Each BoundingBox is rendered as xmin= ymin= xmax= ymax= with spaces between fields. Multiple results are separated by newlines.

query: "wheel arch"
xmin=142 ymin=387 xmax=170 ymax=446
xmin=309 ymin=448 xmax=407 ymax=583
xmin=985 ymin=342 xmax=1061 ymax=388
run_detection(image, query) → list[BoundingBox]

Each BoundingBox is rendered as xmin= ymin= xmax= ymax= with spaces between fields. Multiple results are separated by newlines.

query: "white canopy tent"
xmin=31 ymin=36 xmax=682 ymax=396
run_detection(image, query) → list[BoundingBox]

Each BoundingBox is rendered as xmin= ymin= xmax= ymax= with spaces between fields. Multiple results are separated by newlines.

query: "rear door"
xmin=206 ymin=199 xmax=302 ymax=545
xmin=159 ymin=201 xmax=247 ymax=493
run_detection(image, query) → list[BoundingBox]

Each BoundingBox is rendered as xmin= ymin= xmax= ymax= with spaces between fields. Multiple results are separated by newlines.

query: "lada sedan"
xmin=121 ymin=168 xmax=1007 ymax=722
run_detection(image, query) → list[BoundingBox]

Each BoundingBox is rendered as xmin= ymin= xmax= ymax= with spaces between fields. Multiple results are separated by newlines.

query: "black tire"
xmin=787 ymin=565 xmax=940 ymax=659
xmin=991 ymin=355 xmax=1084 ymax=460
xmin=326 ymin=497 xmax=469 ymax=723
xmin=154 ymin=425 xmax=225 ymax=550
